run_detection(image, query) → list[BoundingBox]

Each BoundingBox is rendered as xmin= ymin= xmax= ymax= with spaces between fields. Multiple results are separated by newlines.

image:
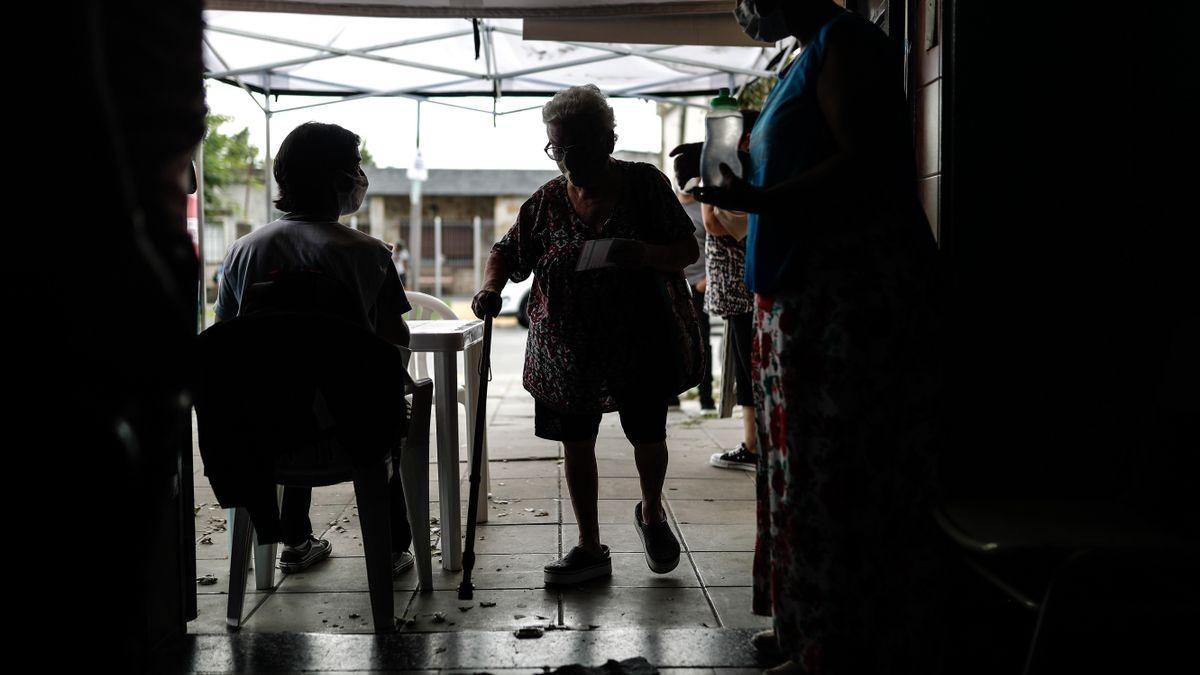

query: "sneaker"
xmin=634 ymin=502 xmax=680 ymax=574
xmin=709 ymin=443 xmax=757 ymax=472
xmin=278 ymin=535 xmax=333 ymax=573
xmin=392 ymin=550 xmax=415 ymax=576
xmin=544 ymin=545 xmax=612 ymax=585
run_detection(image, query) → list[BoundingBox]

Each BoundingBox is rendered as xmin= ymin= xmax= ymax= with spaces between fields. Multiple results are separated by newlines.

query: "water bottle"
xmin=701 ymin=88 xmax=742 ymax=188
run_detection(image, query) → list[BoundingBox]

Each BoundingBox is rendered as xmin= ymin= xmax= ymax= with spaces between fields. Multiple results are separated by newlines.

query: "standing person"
xmin=472 ymin=84 xmax=703 ymax=585
xmin=703 ymin=109 xmax=760 ymax=471
xmin=676 ymin=2 xmax=944 ymax=673
xmin=680 ymin=191 xmax=716 ymax=410
xmin=392 ymin=239 xmax=410 ymax=289
xmin=213 ymin=122 xmax=416 ymax=577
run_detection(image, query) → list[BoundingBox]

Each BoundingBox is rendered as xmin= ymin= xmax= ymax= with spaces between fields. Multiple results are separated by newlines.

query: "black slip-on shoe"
xmin=278 ymin=535 xmax=333 ymax=573
xmin=544 ymin=545 xmax=612 ymax=585
xmin=634 ymin=502 xmax=680 ymax=574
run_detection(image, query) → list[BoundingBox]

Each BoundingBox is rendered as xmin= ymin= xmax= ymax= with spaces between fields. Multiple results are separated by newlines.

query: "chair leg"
xmin=462 ymin=341 xmax=488 ymax=524
xmin=226 ymin=507 xmax=237 ymax=556
xmin=252 ymin=486 xmax=283 ymax=590
xmin=401 ymin=429 xmax=433 ymax=593
xmin=353 ymin=464 xmax=395 ymax=632
xmin=226 ymin=506 xmax=254 ymax=629
xmin=402 ymin=378 xmax=435 ymax=592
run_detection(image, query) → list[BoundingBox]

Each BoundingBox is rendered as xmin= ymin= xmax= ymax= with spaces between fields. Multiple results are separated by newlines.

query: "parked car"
xmin=499 ymin=275 xmax=533 ymax=327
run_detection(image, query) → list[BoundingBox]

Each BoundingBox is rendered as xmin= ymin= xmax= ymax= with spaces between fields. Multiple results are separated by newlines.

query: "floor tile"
xmin=401 ymin=589 xmax=559 ymax=632
xmin=486 ymin=459 xmax=562 ymax=479
xmin=240 ymin=590 xmax=406 ymax=633
xmin=560 ymin=587 xmax=717 ymax=629
xmin=706 ymin=587 xmax=772 ymax=629
xmin=691 ymin=552 xmax=754 ymax=587
xmin=665 ymin=478 xmax=754 ymax=500
xmin=678 ymin=524 xmax=756 ymax=552
xmin=480 ymin=476 xmax=560 ymax=500
xmin=669 ymin=500 xmax=756 ymax=525
xmin=427 ymin=554 xmax=549 ymax=591
xmin=274 ymin=556 xmax=419 ymax=593
xmin=469 ymin=524 xmax=560 ymax=555
xmin=479 ymin=498 xmax=560 ymax=524
xmin=188 ymin=593 xmax=270 ymax=634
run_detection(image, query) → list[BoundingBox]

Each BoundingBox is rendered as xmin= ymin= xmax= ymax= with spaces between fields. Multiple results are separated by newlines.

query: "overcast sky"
xmin=206 ymin=73 xmax=675 ymax=172
xmin=198 ymin=9 xmax=753 ymax=171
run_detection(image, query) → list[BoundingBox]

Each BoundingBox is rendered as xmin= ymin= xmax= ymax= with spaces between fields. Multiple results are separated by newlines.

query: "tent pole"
xmin=195 ymin=138 xmax=207 ymax=329
xmin=408 ymin=101 xmax=423 ymax=293
xmin=434 ymin=214 xmax=443 ymax=299
xmin=264 ymin=78 xmax=273 ymax=229
xmin=473 ymin=215 xmax=482 ymax=293
xmin=205 ymin=27 xmax=475 ymax=80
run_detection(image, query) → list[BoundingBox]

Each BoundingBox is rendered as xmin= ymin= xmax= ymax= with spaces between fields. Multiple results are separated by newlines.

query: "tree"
xmin=736 ymin=48 xmax=799 ymax=110
xmin=736 ymin=76 xmax=775 ymax=111
xmin=202 ymin=114 xmax=261 ymax=220
xmin=359 ymin=138 xmax=376 ymax=167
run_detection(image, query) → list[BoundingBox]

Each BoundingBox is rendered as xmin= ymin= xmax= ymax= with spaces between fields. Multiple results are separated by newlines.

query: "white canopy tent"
xmin=200 ymin=0 xmax=793 ymax=290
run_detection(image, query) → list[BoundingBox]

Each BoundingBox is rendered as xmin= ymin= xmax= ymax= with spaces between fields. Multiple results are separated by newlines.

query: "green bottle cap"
xmin=710 ymin=87 xmax=739 ymax=109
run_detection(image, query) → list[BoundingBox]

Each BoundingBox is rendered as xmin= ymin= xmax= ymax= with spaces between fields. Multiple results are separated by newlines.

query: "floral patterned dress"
xmin=492 ymin=160 xmax=704 ymax=414
xmin=745 ymin=11 xmax=946 ymax=674
xmin=750 ymin=220 xmax=944 ymax=674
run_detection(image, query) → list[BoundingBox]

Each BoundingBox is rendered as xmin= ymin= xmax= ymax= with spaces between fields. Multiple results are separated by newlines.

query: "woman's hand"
xmin=668 ymin=142 xmax=703 ymax=191
xmin=607 ymin=238 xmax=647 ymax=268
xmin=471 ymin=288 xmax=503 ymax=318
xmin=691 ymin=163 xmax=768 ymax=214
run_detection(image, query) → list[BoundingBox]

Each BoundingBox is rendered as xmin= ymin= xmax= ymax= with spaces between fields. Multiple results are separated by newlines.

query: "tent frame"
xmin=201 ymin=15 xmax=786 ymax=291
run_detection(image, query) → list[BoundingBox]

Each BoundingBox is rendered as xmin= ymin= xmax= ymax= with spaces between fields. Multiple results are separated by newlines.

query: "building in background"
xmin=202 ymin=151 xmax=660 ymax=299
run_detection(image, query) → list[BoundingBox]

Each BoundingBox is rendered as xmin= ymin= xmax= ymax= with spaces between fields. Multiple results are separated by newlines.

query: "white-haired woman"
xmin=472 ymin=84 xmax=704 ymax=585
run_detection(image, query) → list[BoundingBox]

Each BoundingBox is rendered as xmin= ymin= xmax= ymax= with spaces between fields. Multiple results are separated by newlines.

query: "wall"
xmin=911 ymin=0 xmax=942 ymax=243
xmin=936 ymin=2 xmax=1197 ymax=525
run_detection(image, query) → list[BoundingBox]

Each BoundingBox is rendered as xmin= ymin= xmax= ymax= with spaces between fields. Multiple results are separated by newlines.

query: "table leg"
xmin=433 ymin=352 xmax=462 ymax=571
xmin=463 ymin=340 xmax=489 ymax=524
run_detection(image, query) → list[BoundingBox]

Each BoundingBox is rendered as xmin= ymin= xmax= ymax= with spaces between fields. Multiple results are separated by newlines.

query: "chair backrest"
xmin=404 ymin=291 xmax=458 ymax=321
xmin=403 ymin=291 xmax=458 ymax=379
xmin=242 ymin=269 xmax=363 ymax=326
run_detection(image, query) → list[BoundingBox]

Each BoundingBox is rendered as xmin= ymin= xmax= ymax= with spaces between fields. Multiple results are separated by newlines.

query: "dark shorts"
xmin=728 ymin=311 xmax=756 ymax=407
xmin=534 ymin=397 xmax=668 ymax=444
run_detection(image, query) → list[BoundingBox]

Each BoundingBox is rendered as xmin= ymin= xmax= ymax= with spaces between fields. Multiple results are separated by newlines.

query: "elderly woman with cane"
xmin=472 ymin=84 xmax=703 ymax=585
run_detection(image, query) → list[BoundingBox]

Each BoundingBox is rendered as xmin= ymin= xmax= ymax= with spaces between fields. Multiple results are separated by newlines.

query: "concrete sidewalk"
xmin=188 ymin=321 xmax=768 ymax=656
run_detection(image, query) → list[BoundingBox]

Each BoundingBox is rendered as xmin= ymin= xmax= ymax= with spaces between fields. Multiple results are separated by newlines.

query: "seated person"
xmin=214 ymin=121 xmax=414 ymax=575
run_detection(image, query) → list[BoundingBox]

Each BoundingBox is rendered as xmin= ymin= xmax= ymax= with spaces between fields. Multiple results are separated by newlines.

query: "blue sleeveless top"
xmin=745 ymin=11 xmax=855 ymax=295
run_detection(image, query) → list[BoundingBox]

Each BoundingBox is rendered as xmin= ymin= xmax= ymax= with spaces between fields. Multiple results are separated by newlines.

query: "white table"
xmin=408 ymin=319 xmax=490 ymax=571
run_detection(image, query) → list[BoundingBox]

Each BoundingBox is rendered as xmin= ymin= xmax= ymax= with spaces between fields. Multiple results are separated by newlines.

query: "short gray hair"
xmin=542 ymin=84 xmax=616 ymax=134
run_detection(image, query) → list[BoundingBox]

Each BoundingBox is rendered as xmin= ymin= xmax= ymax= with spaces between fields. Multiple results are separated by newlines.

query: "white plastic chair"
xmin=404 ymin=292 xmax=467 ymax=411
xmin=403 ymin=291 xmax=489 ymax=530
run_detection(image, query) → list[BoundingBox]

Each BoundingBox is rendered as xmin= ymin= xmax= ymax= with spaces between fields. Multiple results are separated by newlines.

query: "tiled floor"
xmin=187 ymin=322 xmax=770 ymax=666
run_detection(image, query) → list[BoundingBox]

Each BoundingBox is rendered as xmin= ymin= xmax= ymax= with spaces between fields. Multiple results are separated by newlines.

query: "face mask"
xmin=735 ymin=0 xmax=791 ymax=42
xmin=558 ymin=159 xmax=595 ymax=187
xmin=337 ymin=170 xmax=368 ymax=216
xmin=558 ymin=143 xmax=609 ymax=187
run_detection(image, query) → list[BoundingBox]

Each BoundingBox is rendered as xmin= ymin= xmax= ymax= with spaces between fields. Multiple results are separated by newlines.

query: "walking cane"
xmin=458 ymin=314 xmax=492 ymax=600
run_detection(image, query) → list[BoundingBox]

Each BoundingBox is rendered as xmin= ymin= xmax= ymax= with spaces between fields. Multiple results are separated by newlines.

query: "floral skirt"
xmin=750 ymin=225 xmax=944 ymax=674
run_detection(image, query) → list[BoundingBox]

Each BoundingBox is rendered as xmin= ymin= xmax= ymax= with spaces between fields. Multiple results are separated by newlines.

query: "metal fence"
xmin=413 ymin=216 xmax=495 ymax=297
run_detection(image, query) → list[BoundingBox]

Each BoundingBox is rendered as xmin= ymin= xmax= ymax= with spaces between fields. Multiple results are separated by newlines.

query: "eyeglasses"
xmin=544 ymin=142 xmax=596 ymax=162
